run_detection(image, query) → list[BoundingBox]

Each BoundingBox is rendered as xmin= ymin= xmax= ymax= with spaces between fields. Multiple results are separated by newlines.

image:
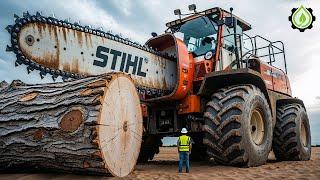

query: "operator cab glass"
xmin=219 ymin=23 xmax=244 ymax=70
xmin=174 ymin=14 xmax=219 ymax=58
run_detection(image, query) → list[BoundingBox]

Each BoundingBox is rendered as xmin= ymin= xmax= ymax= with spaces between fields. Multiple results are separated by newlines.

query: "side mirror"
xmin=151 ymin=32 xmax=158 ymax=37
xmin=225 ymin=17 xmax=235 ymax=28
xmin=216 ymin=17 xmax=235 ymax=28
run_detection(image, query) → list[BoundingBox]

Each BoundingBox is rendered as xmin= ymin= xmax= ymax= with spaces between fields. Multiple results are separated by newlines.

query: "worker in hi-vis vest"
xmin=177 ymin=128 xmax=193 ymax=173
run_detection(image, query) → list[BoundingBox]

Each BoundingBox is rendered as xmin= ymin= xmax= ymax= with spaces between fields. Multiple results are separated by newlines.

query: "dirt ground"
xmin=1 ymin=147 xmax=319 ymax=180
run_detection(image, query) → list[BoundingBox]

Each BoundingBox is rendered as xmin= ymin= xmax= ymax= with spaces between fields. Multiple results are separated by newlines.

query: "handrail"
xmin=220 ymin=33 xmax=287 ymax=74
xmin=242 ymin=34 xmax=287 ymax=74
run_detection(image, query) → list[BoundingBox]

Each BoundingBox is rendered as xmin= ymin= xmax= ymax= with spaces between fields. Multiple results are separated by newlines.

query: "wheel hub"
xmin=300 ymin=121 xmax=307 ymax=147
xmin=250 ymin=109 xmax=265 ymax=145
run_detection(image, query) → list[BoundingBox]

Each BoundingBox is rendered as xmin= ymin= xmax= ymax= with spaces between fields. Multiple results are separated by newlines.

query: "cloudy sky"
xmin=0 ymin=0 xmax=319 ymax=144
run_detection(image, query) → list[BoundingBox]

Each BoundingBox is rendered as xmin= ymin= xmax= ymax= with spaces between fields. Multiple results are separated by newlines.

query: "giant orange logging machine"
xmin=6 ymin=4 xmax=311 ymax=167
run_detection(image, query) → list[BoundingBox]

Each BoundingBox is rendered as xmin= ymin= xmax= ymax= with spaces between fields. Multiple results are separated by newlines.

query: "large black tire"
xmin=137 ymin=135 xmax=162 ymax=163
xmin=273 ymin=103 xmax=311 ymax=161
xmin=203 ymin=85 xmax=273 ymax=167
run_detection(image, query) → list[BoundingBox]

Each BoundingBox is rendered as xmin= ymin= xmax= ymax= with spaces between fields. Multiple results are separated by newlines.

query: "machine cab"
xmin=166 ymin=7 xmax=251 ymax=71
xmin=166 ymin=6 xmax=290 ymax=95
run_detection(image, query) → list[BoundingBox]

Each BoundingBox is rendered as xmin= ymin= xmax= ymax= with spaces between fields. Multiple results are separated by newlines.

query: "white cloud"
xmin=48 ymin=0 xmax=145 ymax=43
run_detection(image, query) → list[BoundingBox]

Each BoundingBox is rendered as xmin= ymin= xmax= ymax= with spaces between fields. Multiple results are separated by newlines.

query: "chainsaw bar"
xmin=6 ymin=12 xmax=177 ymax=98
xmin=6 ymin=12 xmax=174 ymax=81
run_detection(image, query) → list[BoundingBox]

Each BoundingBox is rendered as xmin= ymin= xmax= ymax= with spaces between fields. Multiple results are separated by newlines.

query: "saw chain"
xmin=6 ymin=12 xmax=173 ymax=81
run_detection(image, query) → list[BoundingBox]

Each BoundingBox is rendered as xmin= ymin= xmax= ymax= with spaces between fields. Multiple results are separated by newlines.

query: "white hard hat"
xmin=181 ymin=128 xmax=188 ymax=134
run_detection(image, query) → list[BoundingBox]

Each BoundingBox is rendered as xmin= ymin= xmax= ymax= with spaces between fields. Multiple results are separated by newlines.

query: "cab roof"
xmin=166 ymin=7 xmax=252 ymax=31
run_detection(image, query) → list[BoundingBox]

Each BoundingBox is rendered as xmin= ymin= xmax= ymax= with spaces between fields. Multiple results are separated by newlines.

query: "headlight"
xmin=204 ymin=51 xmax=213 ymax=60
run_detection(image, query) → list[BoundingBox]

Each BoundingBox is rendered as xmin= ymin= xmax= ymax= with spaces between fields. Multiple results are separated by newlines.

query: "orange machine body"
xmin=166 ymin=7 xmax=292 ymax=114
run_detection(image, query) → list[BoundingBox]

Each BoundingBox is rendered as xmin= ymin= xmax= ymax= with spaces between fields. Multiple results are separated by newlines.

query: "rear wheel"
xmin=273 ymin=103 xmax=311 ymax=161
xmin=203 ymin=85 xmax=273 ymax=167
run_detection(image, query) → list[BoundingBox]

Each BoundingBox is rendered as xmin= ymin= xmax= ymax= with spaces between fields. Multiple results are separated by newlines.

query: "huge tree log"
xmin=0 ymin=73 xmax=142 ymax=177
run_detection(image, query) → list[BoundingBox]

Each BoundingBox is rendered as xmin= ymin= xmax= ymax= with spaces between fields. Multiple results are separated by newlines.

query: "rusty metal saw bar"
xmin=6 ymin=11 xmax=173 ymax=82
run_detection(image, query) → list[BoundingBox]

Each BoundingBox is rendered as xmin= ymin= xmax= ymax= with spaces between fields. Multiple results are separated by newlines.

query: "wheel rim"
xmin=250 ymin=109 xmax=265 ymax=145
xmin=300 ymin=121 xmax=307 ymax=147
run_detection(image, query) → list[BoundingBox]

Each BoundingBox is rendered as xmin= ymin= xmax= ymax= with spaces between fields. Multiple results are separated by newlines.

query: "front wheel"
xmin=203 ymin=85 xmax=273 ymax=167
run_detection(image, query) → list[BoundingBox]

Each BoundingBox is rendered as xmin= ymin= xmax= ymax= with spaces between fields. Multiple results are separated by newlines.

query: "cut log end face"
xmin=98 ymin=76 xmax=143 ymax=177
xmin=60 ymin=109 xmax=83 ymax=133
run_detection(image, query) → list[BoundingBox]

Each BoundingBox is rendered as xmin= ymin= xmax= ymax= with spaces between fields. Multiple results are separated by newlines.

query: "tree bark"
xmin=0 ymin=73 xmax=142 ymax=177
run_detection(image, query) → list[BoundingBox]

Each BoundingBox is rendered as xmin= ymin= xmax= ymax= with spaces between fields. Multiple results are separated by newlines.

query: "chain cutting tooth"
xmin=23 ymin=11 xmax=30 ymax=18
xmin=31 ymin=16 xmax=36 ymax=22
xmin=6 ymin=45 xmax=13 ymax=52
xmin=62 ymin=76 xmax=69 ymax=81
xmin=41 ymin=17 xmax=47 ymax=23
xmin=13 ymin=14 xmax=20 ymax=20
xmin=36 ymin=11 xmax=41 ymax=17
xmin=27 ymin=66 xmax=34 ymax=74
xmin=14 ymin=26 xmax=20 ymax=33
xmin=34 ymin=64 xmax=40 ymax=70
xmin=24 ymin=59 xmax=30 ymax=65
xmin=40 ymin=70 xmax=46 ymax=79
xmin=5 ymin=25 xmax=13 ymax=33
xmin=12 ymin=32 xmax=18 ymax=38
xmin=52 ymin=74 xmax=59 ymax=81
xmin=15 ymin=59 xmax=23 ymax=66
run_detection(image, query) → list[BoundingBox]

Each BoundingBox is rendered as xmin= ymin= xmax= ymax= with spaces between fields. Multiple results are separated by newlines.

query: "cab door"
xmin=217 ymin=25 xmax=243 ymax=71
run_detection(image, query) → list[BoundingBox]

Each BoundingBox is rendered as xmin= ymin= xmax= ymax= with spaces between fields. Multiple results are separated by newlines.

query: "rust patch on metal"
xmin=20 ymin=92 xmax=38 ymax=102
xmin=48 ymin=23 xmax=52 ymax=36
xmin=86 ymin=80 xmax=107 ymax=88
xmin=71 ymin=58 xmax=80 ymax=73
xmin=84 ymin=33 xmax=89 ymax=47
xmin=76 ymin=31 xmax=83 ymax=47
xmin=36 ymin=22 xmax=43 ymax=38
xmin=53 ymin=25 xmax=60 ymax=67
xmin=19 ymin=22 xmax=60 ymax=69
xmin=63 ymin=64 xmax=71 ymax=72
xmin=42 ymin=51 xmax=59 ymax=69
xmin=83 ymin=32 xmax=93 ymax=48
xmin=60 ymin=109 xmax=83 ymax=133
xmin=62 ymin=27 xmax=67 ymax=42
xmin=34 ymin=129 xmax=44 ymax=140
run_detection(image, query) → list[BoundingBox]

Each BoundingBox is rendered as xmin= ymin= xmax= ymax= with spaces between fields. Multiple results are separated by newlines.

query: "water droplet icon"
xmin=299 ymin=13 xmax=306 ymax=24
xmin=292 ymin=5 xmax=312 ymax=28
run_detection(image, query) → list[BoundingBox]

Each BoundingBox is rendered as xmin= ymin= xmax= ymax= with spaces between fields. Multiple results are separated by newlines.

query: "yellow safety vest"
xmin=178 ymin=135 xmax=191 ymax=152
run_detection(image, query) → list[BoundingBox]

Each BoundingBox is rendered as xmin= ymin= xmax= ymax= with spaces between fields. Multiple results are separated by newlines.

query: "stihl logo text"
xmin=93 ymin=46 xmax=147 ymax=77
